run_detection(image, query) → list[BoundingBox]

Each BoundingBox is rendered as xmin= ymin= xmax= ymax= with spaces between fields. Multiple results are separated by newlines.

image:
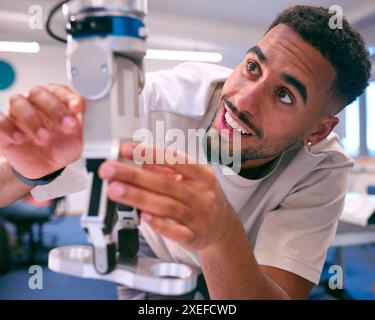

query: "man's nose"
xmin=234 ymin=82 xmax=265 ymax=117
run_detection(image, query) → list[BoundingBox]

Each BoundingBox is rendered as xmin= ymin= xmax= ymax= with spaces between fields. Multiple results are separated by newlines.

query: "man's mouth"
xmin=222 ymin=100 xmax=257 ymax=136
xmin=224 ymin=111 xmax=252 ymax=135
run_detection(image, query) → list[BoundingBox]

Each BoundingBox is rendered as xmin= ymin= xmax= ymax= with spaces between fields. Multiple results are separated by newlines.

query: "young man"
xmin=0 ymin=6 xmax=371 ymax=299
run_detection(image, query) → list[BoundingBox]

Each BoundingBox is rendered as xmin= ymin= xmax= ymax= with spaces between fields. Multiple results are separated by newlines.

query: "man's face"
xmin=209 ymin=24 xmax=337 ymax=166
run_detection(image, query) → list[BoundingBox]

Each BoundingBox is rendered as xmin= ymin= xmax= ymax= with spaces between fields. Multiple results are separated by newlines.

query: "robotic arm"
xmin=64 ymin=0 xmax=146 ymax=275
xmin=47 ymin=0 xmax=198 ymax=295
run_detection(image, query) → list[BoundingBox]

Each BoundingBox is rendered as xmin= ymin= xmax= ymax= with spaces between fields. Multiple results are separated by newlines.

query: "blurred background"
xmin=0 ymin=0 xmax=374 ymax=300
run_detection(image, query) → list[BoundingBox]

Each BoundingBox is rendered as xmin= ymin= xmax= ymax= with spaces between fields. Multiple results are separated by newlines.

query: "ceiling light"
xmin=145 ymin=49 xmax=223 ymax=62
xmin=0 ymin=41 xmax=40 ymax=53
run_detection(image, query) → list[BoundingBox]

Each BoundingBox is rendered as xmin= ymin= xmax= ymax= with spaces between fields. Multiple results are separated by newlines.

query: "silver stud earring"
xmin=307 ymin=141 xmax=312 ymax=151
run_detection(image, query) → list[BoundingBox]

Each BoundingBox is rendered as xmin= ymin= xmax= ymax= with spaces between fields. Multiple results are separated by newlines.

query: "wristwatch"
xmin=11 ymin=167 xmax=66 ymax=186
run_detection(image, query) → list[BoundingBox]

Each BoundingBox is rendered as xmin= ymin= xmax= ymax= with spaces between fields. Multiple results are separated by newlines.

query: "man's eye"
xmin=247 ymin=61 xmax=260 ymax=76
xmin=277 ymin=88 xmax=293 ymax=104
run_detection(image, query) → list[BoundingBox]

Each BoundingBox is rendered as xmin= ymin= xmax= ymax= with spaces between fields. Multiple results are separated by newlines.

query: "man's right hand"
xmin=0 ymin=84 xmax=84 ymax=179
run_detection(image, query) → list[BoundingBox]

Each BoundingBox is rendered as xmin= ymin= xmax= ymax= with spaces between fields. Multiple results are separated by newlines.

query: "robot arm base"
xmin=48 ymin=245 xmax=199 ymax=296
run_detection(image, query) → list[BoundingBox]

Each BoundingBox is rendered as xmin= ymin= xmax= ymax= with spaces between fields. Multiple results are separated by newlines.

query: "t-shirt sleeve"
xmin=141 ymin=62 xmax=231 ymax=117
xmin=253 ymin=165 xmax=351 ymax=284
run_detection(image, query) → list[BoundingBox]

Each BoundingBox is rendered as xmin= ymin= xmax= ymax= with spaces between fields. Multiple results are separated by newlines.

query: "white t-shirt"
xmin=32 ymin=62 xmax=354 ymax=285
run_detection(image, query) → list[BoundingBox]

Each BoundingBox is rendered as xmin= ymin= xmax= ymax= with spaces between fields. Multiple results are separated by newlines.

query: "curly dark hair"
xmin=267 ymin=5 xmax=372 ymax=113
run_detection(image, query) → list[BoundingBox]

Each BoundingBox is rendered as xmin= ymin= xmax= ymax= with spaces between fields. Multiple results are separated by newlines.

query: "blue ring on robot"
xmin=69 ymin=16 xmax=145 ymax=40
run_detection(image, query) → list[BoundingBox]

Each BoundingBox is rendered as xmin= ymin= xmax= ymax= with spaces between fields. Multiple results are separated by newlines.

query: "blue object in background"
xmin=0 ymin=60 xmax=16 ymax=90
xmin=367 ymin=185 xmax=375 ymax=195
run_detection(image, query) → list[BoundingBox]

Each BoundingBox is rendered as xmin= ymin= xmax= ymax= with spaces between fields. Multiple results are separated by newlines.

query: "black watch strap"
xmin=11 ymin=167 xmax=66 ymax=186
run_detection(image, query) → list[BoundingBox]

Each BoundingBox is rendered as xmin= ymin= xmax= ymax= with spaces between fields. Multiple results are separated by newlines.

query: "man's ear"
xmin=303 ymin=116 xmax=339 ymax=146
